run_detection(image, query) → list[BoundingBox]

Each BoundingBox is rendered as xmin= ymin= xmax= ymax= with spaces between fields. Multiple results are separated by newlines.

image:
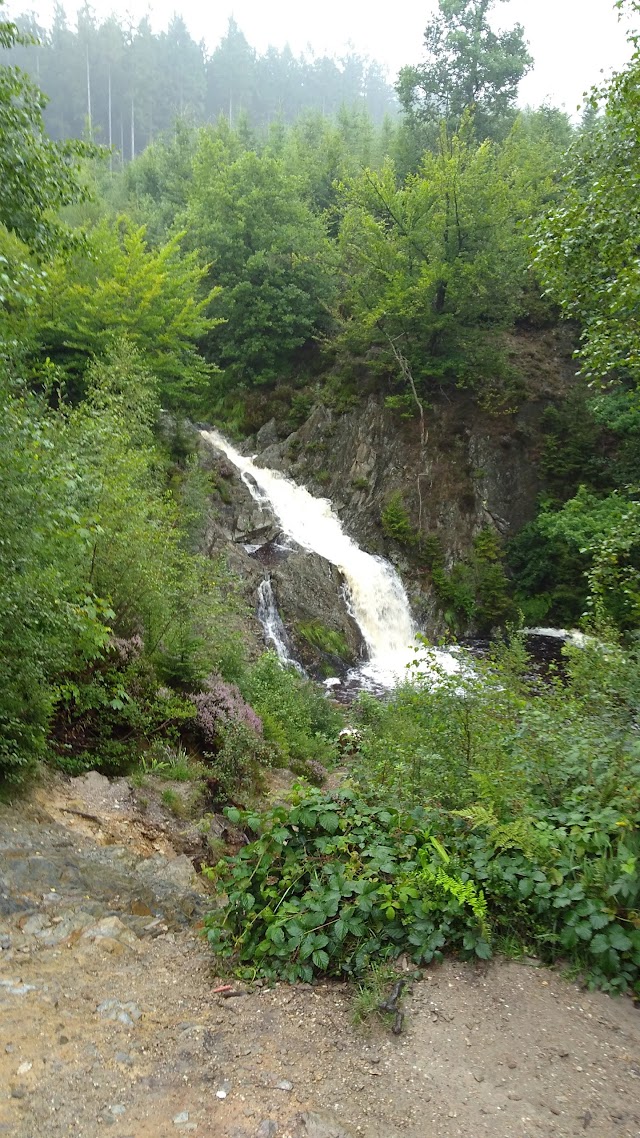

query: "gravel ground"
xmin=1 ymin=773 xmax=638 ymax=1138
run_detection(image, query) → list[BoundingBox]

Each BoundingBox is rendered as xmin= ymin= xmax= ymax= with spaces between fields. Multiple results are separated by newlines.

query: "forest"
xmin=6 ymin=6 xmax=398 ymax=153
xmin=0 ymin=0 xmax=639 ymax=997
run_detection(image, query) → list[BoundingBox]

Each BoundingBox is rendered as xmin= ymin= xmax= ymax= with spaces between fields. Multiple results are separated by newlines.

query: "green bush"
xmin=205 ymin=638 xmax=640 ymax=995
xmin=204 ymin=720 xmax=274 ymax=806
xmin=205 ymin=784 xmax=640 ymax=994
xmin=423 ymin=528 xmax=514 ymax=634
xmin=240 ymin=652 xmax=343 ymax=768
xmin=51 ymin=638 xmax=195 ymax=775
xmin=0 ymin=343 xmax=242 ymax=786
xmin=380 ymin=493 xmax=419 ymax=546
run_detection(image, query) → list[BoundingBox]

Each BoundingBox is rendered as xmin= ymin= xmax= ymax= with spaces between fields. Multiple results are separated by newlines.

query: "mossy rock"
xmin=296 ymin=620 xmax=353 ymax=663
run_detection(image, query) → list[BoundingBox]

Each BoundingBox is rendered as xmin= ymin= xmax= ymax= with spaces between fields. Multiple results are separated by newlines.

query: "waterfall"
xmin=201 ymin=428 xmax=460 ymax=689
xmin=257 ymin=578 xmax=305 ymax=674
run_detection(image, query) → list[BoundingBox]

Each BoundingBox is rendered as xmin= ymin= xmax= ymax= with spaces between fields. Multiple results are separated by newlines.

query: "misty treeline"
xmin=6 ymin=5 xmax=398 ymax=156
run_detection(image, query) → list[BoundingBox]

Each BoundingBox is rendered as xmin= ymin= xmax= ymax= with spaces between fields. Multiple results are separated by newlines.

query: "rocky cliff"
xmin=248 ymin=328 xmax=577 ymax=636
xmin=194 ymin=327 xmax=576 ymax=651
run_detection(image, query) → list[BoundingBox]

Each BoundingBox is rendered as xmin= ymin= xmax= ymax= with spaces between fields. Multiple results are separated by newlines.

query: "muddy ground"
xmin=1 ymin=772 xmax=638 ymax=1138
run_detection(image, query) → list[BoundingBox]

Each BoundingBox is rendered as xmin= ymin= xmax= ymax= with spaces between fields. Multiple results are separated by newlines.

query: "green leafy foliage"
xmin=540 ymin=489 xmax=640 ymax=631
xmin=423 ymin=529 xmax=514 ymax=633
xmin=34 ymin=219 xmax=221 ymax=409
xmin=0 ymin=8 xmax=99 ymax=256
xmin=535 ymin=17 xmax=640 ymax=388
xmin=0 ymin=341 xmax=239 ymax=784
xmin=186 ymin=143 xmax=338 ymax=394
xmin=206 ymin=638 xmax=640 ymax=994
xmin=51 ymin=639 xmax=196 ymax=775
xmin=397 ymin=0 xmax=532 ymax=142
xmin=380 ymin=493 xmax=420 ymax=546
xmin=240 ymin=652 xmax=343 ymax=770
xmin=336 ymin=112 xmax=565 ymax=403
xmin=205 ymin=788 xmax=492 ymax=982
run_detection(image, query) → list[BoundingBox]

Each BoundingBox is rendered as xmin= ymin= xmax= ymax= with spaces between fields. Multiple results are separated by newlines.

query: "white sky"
xmin=6 ymin=0 xmax=637 ymax=113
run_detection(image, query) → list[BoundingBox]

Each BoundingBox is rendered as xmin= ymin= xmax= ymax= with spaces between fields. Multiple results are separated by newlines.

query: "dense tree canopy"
xmin=535 ymin=16 xmax=640 ymax=389
xmin=35 ymin=219 xmax=220 ymax=407
xmin=186 ymin=141 xmax=338 ymax=389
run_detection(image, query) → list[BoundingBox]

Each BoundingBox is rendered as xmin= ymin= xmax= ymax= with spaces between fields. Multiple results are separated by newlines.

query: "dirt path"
xmin=1 ymin=773 xmax=638 ymax=1138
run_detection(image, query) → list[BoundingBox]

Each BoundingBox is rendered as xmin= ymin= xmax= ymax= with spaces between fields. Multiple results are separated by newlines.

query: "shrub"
xmin=422 ymin=528 xmax=515 ymax=634
xmin=205 ymin=719 xmax=274 ymax=806
xmin=51 ymin=639 xmax=195 ymax=775
xmin=205 ymin=638 xmax=640 ymax=995
xmin=205 ymin=782 xmax=640 ymax=995
xmin=380 ymin=493 xmax=419 ymax=546
xmin=240 ymin=652 xmax=343 ymax=767
xmin=190 ymin=675 xmax=263 ymax=748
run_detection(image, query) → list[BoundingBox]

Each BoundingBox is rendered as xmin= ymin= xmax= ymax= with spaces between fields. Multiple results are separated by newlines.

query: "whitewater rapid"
xmin=201 ymin=428 xmax=460 ymax=689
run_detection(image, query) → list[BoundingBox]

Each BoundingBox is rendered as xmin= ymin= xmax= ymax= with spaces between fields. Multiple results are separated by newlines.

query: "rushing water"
xmin=257 ymin=578 xmax=305 ymax=674
xmin=201 ymin=428 xmax=461 ymax=690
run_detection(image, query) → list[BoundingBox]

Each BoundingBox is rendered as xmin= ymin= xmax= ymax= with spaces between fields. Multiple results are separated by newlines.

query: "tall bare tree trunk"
xmin=86 ymin=44 xmax=92 ymax=138
xmin=107 ymin=65 xmax=113 ymax=173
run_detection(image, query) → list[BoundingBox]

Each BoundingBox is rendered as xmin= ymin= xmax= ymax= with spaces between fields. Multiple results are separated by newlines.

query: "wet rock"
xmin=256 ymin=419 xmax=280 ymax=451
xmin=272 ymin=552 xmax=365 ymax=675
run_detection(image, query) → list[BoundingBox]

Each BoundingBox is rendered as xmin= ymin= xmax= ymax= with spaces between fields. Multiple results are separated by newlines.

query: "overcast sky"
xmin=7 ymin=0 xmax=636 ymax=113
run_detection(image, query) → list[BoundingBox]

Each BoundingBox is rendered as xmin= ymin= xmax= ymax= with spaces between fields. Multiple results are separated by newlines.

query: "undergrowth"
xmin=205 ymin=637 xmax=640 ymax=996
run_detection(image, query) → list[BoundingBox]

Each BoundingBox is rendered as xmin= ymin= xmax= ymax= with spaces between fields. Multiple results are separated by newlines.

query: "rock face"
xmin=272 ymin=552 xmax=365 ymax=674
xmin=196 ymin=328 xmax=577 ymax=645
xmin=245 ymin=329 xmax=576 ymax=636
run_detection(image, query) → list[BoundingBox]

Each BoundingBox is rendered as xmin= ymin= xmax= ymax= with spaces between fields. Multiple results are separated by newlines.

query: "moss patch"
xmin=296 ymin=620 xmax=352 ymax=662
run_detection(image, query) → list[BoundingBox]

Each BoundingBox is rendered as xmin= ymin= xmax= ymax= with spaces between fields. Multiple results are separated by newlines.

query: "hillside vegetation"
xmin=0 ymin=0 xmax=639 ymax=996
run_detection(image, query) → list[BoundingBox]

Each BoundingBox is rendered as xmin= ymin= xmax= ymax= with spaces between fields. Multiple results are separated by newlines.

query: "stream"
xmin=201 ymin=428 xmax=461 ymax=691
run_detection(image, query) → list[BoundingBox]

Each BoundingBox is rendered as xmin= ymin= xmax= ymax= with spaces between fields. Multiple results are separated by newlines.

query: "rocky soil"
xmin=1 ymin=771 xmax=639 ymax=1138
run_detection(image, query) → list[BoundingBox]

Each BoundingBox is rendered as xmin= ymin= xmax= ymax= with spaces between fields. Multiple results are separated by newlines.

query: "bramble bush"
xmin=205 ymin=637 xmax=640 ymax=995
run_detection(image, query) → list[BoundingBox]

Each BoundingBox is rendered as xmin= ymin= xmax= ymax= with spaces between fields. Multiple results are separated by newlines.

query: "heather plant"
xmin=207 ymin=720 xmax=275 ymax=806
xmin=190 ymin=674 xmax=263 ymax=749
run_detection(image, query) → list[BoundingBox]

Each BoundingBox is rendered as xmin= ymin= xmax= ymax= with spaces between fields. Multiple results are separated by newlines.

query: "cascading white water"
xmin=201 ymin=428 xmax=460 ymax=688
xmin=257 ymin=578 xmax=305 ymax=674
